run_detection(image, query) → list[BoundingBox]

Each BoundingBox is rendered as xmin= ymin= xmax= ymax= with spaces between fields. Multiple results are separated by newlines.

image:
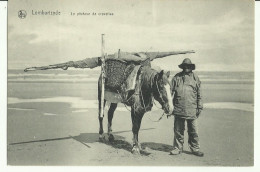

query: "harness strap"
xmin=155 ymin=80 xmax=166 ymax=105
xmin=120 ymin=67 xmax=167 ymax=122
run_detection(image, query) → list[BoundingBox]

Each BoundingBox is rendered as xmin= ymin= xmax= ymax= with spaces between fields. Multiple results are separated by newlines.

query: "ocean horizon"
xmin=7 ymin=69 xmax=254 ymax=84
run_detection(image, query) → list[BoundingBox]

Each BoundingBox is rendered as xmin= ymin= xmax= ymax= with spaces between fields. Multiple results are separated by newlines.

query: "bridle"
xmin=154 ymin=79 xmax=169 ymax=113
xmin=139 ymin=74 xmax=167 ymax=111
xmin=134 ymin=70 xmax=171 ymax=122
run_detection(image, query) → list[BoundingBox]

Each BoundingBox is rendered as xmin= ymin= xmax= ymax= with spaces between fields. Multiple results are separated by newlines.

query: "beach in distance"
xmin=7 ymin=69 xmax=254 ymax=166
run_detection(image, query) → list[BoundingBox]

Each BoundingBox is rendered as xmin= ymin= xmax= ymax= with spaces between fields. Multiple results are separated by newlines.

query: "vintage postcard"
xmin=7 ymin=0 xmax=254 ymax=166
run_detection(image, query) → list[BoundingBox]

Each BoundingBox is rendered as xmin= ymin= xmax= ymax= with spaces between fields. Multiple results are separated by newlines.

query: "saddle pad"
xmin=125 ymin=65 xmax=141 ymax=91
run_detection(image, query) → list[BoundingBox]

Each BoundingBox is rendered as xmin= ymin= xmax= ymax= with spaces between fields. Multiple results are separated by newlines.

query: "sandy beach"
xmin=7 ymin=70 xmax=254 ymax=166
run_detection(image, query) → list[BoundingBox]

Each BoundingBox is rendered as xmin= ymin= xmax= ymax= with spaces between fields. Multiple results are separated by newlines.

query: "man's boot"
xmin=170 ymin=148 xmax=182 ymax=155
xmin=192 ymin=150 xmax=204 ymax=157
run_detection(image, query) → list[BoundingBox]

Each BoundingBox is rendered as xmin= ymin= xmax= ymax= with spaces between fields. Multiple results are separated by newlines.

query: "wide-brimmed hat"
xmin=178 ymin=58 xmax=195 ymax=70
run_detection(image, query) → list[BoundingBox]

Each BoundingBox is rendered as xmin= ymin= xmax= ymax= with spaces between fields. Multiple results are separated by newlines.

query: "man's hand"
xmin=196 ymin=109 xmax=202 ymax=118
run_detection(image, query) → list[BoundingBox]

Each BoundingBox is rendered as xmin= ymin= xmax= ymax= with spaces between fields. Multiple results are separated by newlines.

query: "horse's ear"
xmin=158 ymin=70 xmax=164 ymax=80
xmin=166 ymin=71 xmax=170 ymax=78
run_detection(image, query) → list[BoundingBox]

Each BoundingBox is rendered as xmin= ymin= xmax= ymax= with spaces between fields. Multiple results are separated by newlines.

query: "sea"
xmin=7 ymin=69 xmax=254 ymax=113
xmin=7 ymin=69 xmax=254 ymax=84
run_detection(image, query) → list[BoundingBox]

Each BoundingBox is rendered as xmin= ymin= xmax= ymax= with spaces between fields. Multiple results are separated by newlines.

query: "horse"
xmin=98 ymin=65 xmax=174 ymax=154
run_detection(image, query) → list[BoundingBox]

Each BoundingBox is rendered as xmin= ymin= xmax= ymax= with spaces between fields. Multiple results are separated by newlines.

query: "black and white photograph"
xmin=6 ymin=0 xmax=254 ymax=166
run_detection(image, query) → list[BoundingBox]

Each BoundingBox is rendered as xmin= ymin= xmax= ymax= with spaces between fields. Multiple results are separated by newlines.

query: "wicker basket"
xmin=105 ymin=59 xmax=129 ymax=90
xmin=104 ymin=58 xmax=150 ymax=91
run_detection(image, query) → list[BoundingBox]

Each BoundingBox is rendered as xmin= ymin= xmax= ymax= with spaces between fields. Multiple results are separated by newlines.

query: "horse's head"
xmin=153 ymin=70 xmax=174 ymax=115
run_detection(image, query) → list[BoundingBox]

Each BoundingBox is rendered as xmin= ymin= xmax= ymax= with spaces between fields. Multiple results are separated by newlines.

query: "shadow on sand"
xmin=141 ymin=142 xmax=173 ymax=152
xmin=141 ymin=142 xmax=193 ymax=155
xmin=9 ymin=128 xmax=155 ymax=156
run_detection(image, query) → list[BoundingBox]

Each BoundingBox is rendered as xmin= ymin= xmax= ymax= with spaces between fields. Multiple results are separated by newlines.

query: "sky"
xmin=8 ymin=0 xmax=254 ymax=71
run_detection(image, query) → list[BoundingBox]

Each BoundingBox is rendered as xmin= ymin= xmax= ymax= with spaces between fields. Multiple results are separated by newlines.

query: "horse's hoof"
xmin=131 ymin=146 xmax=140 ymax=155
xmin=108 ymin=134 xmax=115 ymax=142
xmin=99 ymin=135 xmax=105 ymax=142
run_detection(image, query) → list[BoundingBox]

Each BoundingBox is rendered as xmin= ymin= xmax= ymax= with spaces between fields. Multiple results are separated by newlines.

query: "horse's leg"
xmin=131 ymin=108 xmax=144 ymax=154
xmin=98 ymin=79 xmax=106 ymax=141
xmin=107 ymin=103 xmax=117 ymax=142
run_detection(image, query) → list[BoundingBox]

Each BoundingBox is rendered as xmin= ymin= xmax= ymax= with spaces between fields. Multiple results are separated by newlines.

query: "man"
xmin=170 ymin=58 xmax=204 ymax=157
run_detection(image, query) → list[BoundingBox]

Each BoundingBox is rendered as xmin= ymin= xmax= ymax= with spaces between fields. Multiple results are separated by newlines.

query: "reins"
xmin=155 ymin=79 xmax=166 ymax=107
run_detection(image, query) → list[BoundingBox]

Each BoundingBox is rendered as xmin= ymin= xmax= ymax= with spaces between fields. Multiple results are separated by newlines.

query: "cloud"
xmin=8 ymin=0 xmax=254 ymax=71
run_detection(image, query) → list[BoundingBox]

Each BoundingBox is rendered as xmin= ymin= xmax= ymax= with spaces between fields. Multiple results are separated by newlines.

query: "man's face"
xmin=183 ymin=65 xmax=192 ymax=73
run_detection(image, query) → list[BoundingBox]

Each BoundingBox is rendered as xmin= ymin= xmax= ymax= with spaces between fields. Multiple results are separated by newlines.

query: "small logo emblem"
xmin=18 ymin=10 xmax=27 ymax=19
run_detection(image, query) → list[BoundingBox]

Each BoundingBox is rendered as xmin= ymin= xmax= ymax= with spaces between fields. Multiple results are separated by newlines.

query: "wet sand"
xmin=7 ymin=81 xmax=254 ymax=166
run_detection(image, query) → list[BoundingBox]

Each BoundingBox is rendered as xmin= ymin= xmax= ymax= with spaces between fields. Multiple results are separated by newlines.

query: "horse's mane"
xmin=140 ymin=66 xmax=158 ymax=90
xmin=129 ymin=66 xmax=158 ymax=113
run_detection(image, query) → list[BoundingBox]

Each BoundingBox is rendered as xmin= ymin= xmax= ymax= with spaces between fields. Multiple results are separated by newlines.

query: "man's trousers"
xmin=173 ymin=117 xmax=200 ymax=152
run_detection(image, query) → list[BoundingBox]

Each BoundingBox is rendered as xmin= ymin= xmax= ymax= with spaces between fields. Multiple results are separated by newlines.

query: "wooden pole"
xmin=100 ymin=34 xmax=105 ymax=118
